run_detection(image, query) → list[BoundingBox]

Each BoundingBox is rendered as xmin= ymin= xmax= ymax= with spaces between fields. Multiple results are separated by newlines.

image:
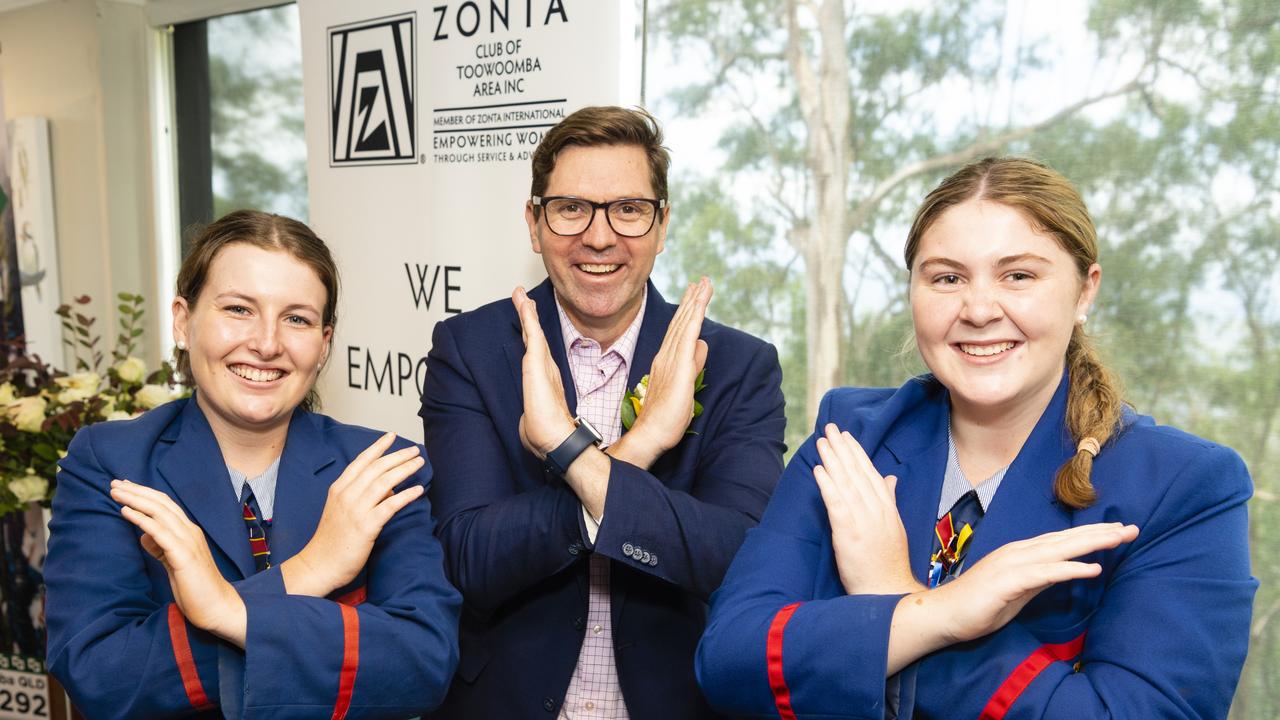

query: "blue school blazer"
xmin=45 ymin=397 xmax=461 ymax=719
xmin=697 ymin=375 xmax=1255 ymax=719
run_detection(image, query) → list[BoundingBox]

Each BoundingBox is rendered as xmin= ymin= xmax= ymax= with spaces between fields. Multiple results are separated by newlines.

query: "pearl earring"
xmin=176 ymin=340 xmax=187 ymax=350
xmin=1077 ymin=314 xmax=1088 ymax=325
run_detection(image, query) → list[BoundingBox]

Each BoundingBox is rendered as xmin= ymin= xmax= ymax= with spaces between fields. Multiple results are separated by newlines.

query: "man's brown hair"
xmin=530 ymin=106 xmax=671 ymax=211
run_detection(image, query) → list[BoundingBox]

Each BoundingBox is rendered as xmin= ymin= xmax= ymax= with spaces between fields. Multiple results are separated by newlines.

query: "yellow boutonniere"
xmin=621 ymin=370 xmax=707 ymax=432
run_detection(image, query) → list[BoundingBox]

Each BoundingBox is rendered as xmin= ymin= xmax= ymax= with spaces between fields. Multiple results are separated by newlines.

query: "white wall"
xmin=0 ymin=0 xmax=161 ymax=365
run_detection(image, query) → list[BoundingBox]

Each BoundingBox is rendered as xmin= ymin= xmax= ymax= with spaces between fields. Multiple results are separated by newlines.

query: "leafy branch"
xmin=56 ymin=295 xmax=100 ymax=373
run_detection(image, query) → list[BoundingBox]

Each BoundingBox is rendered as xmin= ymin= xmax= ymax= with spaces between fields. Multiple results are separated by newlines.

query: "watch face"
xmin=576 ymin=416 xmax=604 ymax=443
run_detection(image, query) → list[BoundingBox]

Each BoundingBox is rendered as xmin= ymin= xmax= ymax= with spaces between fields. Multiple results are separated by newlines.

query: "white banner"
xmin=300 ymin=0 xmax=641 ymax=440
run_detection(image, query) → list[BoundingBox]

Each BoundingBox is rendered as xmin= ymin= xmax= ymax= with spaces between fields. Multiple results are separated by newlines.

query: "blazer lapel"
xmin=268 ymin=409 xmax=339 ymax=563
xmin=505 ymin=278 xmax=578 ymax=413
xmin=155 ymin=398 xmax=256 ymax=579
xmin=625 ymin=281 xmax=672 ymax=394
xmin=962 ymin=375 xmax=1075 ymax=565
xmin=879 ymin=382 xmax=950 ymax=581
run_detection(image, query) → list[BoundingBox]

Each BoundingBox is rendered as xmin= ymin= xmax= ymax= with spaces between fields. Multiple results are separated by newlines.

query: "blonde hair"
xmin=904 ymin=157 xmax=1123 ymax=509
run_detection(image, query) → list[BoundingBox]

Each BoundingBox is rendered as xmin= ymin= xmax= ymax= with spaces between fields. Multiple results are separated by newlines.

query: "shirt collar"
xmin=554 ymin=291 xmax=646 ymax=368
xmin=937 ymin=418 xmax=1008 ymax=517
xmin=227 ymin=455 xmax=282 ymax=521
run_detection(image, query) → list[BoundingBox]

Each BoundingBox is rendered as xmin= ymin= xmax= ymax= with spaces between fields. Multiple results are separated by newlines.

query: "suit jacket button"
xmin=543 ymin=697 xmax=556 ymax=712
xmin=568 ymin=544 xmax=580 ymax=556
xmin=640 ymin=550 xmax=651 ymax=564
xmin=649 ymin=553 xmax=658 ymax=567
xmin=622 ymin=542 xmax=634 ymax=556
xmin=631 ymin=546 xmax=643 ymax=560
xmin=574 ymin=617 xmax=585 ymax=630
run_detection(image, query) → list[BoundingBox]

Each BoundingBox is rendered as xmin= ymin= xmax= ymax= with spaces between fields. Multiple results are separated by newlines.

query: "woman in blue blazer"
xmin=696 ymin=158 xmax=1255 ymax=719
xmin=44 ymin=211 xmax=460 ymax=719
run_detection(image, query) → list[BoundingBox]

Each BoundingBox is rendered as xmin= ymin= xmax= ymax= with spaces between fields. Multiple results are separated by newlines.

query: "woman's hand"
xmin=936 ymin=522 xmax=1139 ymax=643
xmin=813 ymin=424 xmax=921 ymax=596
xmin=886 ymin=522 xmax=1139 ymax=675
xmin=110 ymin=479 xmax=247 ymax=646
xmin=282 ymin=432 xmax=425 ymax=597
xmin=609 ymin=278 xmax=711 ymax=469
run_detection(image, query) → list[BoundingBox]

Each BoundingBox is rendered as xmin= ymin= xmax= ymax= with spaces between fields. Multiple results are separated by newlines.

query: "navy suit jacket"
xmin=697 ymin=376 xmax=1256 ymax=719
xmin=420 ymin=279 xmax=787 ymax=718
xmin=45 ymin=398 xmax=461 ymax=719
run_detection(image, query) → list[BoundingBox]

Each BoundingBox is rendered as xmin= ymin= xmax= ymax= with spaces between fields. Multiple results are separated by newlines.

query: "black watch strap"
xmin=544 ymin=417 xmax=603 ymax=477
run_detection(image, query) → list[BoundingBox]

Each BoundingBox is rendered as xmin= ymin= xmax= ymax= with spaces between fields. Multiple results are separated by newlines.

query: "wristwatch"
xmin=543 ymin=416 xmax=603 ymax=477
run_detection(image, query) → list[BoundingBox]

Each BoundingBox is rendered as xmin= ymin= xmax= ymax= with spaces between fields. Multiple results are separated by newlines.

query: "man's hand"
xmin=511 ymin=287 xmax=610 ymax=518
xmin=813 ymin=424 xmax=921 ymax=596
xmin=609 ymin=278 xmax=711 ymax=469
xmin=110 ymin=479 xmax=248 ymax=647
xmin=512 ymin=287 xmax=577 ymax=458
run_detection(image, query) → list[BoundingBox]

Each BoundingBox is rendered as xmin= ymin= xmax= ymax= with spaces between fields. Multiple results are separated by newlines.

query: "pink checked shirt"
xmin=556 ymin=293 xmax=646 ymax=720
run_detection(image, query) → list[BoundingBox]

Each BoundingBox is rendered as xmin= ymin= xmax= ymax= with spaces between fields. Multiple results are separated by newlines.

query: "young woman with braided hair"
xmin=697 ymin=157 xmax=1254 ymax=719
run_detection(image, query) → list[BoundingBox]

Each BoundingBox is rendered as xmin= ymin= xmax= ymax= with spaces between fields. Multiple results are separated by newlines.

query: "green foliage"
xmin=56 ymin=296 xmax=100 ymax=373
xmin=114 ymin=292 xmax=146 ymax=362
xmin=653 ymin=1 xmax=1280 ymax=714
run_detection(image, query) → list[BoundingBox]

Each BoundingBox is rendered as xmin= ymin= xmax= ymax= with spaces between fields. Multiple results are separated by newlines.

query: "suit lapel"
xmin=625 ymin=282 xmax=673 ymax=395
xmin=268 ymin=409 xmax=339 ymax=563
xmin=963 ymin=376 xmax=1074 ymax=565
xmin=156 ymin=398 xmax=256 ymax=579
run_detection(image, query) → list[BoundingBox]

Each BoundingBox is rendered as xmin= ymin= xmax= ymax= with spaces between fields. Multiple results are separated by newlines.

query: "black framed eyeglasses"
xmin=532 ymin=196 xmax=667 ymax=238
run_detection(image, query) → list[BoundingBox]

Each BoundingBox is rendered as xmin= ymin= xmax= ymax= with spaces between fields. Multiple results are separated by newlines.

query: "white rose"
xmin=8 ymin=472 xmax=48 ymax=504
xmin=114 ymin=356 xmax=147 ymax=385
xmin=6 ymin=396 xmax=47 ymax=432
xmin=0 ymin=382 xmax=17 ymax=408
xmin=134 ymin=384 xmax=175 ymax=410
xmin=55 ymin=371 xmax=101 ymax=404
xmin=106 ymin=410 xmax=132 ymax=421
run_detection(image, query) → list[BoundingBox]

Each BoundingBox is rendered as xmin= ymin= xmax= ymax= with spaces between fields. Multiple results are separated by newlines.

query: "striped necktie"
xmin=928 ymin=489 xmax=983 ymax=588
xmin=240 ymin=484 xmax=272 ymax=572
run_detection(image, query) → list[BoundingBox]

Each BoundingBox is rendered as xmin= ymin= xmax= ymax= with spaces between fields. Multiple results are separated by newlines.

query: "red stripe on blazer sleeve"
xmin=335 ymin=585 xmax=367 ymax=606
xmin=766 ymin=602 xmax=802 ymax=720
xmin=980 ymin=632 xmax=1087 ymax=720
xmin=166 ymin=604 xmax=214 ymax=711
xmin=331 ymin=604 xmax=361 ymax=720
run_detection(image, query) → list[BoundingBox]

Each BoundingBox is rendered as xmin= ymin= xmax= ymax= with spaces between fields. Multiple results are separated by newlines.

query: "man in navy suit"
xmin=420 ymin=106 xmax=786 ymax=719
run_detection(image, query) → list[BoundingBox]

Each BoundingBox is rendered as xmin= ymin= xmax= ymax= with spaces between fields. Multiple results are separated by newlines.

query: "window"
xmin=173 ymin=3 xmax=307 ymax=230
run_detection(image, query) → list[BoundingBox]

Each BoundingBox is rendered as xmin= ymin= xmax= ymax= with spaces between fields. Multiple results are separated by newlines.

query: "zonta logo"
xmin=328 ymin=12 xmax=417 ymax=166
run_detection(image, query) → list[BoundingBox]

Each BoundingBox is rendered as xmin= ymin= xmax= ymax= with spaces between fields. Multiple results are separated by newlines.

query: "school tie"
xmin=928 ymin=489 xmax=983 ymax=588
xmin=240 ymin=484 xmax=272 ymax=572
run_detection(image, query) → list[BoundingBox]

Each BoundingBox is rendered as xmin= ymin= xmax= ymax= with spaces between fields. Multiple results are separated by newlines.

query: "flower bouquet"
xmin=0 ymin=293 xmax=186 ymax=514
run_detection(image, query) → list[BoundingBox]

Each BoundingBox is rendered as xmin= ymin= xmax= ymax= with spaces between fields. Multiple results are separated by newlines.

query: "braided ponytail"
xmin=1055 ymin=327 xmax=1124 ymax=508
